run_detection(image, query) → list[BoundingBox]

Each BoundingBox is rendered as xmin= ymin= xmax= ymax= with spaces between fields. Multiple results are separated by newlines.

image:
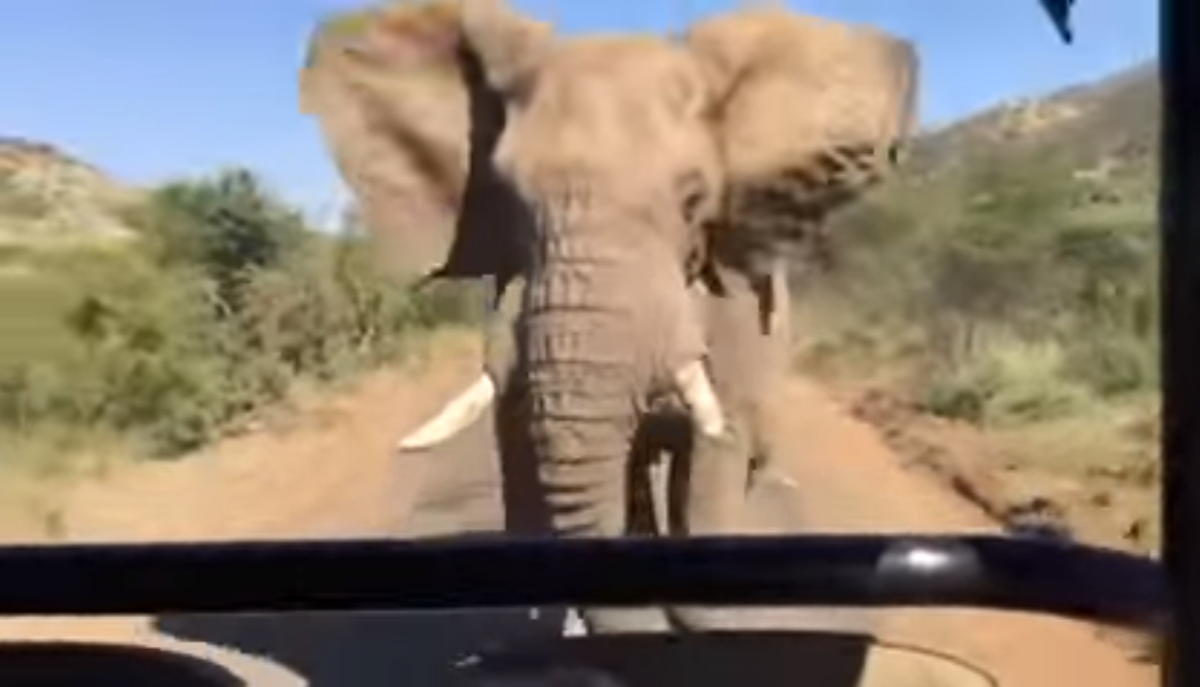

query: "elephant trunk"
xmin=522 ymin=296 xmax=638 ymax=537
xmin=399 ymin=204 xmax=725 ymax=532
xmin=518 ymin=204 xmax=720 ymax=534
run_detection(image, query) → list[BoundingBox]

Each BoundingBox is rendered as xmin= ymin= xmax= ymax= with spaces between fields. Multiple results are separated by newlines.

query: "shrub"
xmin=0 ymin=167 xmax=473 ymax=464
xmin=810 ymin=146 xmax=1157 ymax=432
xmin=921 ymin=338 xmax=1092 ymax=427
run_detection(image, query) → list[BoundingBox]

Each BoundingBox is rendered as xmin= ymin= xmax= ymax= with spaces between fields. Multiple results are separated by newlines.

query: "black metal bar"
xmin=0 ymin=535 xmax=1163 ymax=627
xmin=1037 ymin=0 xmax=1076 ymax=44
xmin=1160 ymin=0 xmax=1200 ymax=683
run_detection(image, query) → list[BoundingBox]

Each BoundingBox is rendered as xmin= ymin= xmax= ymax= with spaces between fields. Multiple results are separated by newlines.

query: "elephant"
xmin=301 ymin=0 xmax=919 ymax=634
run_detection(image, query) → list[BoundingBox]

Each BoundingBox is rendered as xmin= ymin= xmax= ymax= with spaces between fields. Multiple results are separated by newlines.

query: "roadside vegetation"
xmin=796 ymin=63 xmax=1161 ymax=552
xmin=0 ymin=167 xmax=478 ymax=528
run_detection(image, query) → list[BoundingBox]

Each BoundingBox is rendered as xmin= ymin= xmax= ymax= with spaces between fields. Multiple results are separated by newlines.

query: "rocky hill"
xmin=0 ymin=137 xmax=141 ymax=249
xmin=904 ymin=60 xmax=1157 ymax=212
xmin=815 ymin=59 xmax=1159 ymax=280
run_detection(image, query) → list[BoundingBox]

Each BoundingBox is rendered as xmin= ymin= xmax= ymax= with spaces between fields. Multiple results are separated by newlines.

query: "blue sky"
xmin=0 ymin=1 xmax=1157 ymax=224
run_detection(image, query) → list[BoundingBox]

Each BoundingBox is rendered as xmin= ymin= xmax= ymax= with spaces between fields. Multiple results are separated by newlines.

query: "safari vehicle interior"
xmin=0 ymin=0 xmax=1189 ymax=685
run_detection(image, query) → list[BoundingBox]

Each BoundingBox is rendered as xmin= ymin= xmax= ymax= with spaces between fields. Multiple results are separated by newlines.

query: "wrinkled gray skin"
xmin=483 ymin=257 xmax=794 ymax=527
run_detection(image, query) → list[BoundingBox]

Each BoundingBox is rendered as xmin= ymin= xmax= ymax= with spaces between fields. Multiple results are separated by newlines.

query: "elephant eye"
xmin=500 ymin=70 xmax=538 ymax=107
xmin=665 ymin=64 xmax=709 ymax=122
xmin=677 ymin=170 xmax=714 ymax=226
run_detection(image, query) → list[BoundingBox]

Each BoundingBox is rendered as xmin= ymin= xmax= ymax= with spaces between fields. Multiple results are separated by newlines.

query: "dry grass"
xmin=0 ymin=426 xmax=139 ymax=540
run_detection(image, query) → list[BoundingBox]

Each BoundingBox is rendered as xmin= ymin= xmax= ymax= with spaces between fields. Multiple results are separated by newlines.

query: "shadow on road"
xmin=155 ymin=607 xmax=566 ymax=685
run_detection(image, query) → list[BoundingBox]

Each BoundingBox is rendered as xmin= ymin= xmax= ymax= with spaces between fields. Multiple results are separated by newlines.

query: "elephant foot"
xmin=751 ymin=466 xmax=798 ymax=491
xmin=562 ymin=608 xmax=589 ymax=637
xmin=749 ymin=451 xmax=797 ymax=491
xmin=577 ymin=607 xmax=674 ymax=635
xmin=665 ymin=606 xmax=733 ymax=633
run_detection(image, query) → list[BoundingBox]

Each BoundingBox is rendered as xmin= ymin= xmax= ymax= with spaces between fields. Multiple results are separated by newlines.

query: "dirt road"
xmin=0 ymin=331 xmax=1158 ymax=685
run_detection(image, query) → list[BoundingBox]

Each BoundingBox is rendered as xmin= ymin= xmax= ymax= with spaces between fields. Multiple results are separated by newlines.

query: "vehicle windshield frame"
xmin=1158 ymin=0 xmax=1198 ymax=685
xmin=0 ymin=3 xmax=1193 ymax=686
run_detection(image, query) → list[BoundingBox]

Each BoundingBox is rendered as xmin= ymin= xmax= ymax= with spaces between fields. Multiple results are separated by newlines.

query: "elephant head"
xmin=301 ymin=0 xmax=918 ymax=535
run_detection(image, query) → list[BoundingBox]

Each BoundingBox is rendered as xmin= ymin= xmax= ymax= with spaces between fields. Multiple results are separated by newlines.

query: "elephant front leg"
xmin=747 ymin=398 xmax=798 ymax=491
xmin=627 ymin=395 xmax=690 ymax=537
xmin=654 ymin=406 xmax=759 ymax=633
xmin=746 ymin=261 xmax=794 ymax=488
xmin=672 ymin=408 xmax=756 ymax=536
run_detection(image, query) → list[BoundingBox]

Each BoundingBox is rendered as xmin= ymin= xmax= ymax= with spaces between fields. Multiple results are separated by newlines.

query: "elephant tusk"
xmin=673 ymin=359 xmax=727 ymax=438
xmin=397 ymin=374 xmax=497 ymax=452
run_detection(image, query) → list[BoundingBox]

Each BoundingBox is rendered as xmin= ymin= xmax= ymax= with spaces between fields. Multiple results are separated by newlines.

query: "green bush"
xmin=920 ymin=338 xmax=1091 ymax=426
xmin=811 ymin=146 xmax=1158 ymax=431
xmin=0 ymin=167 xmax=475 ymax=464
xmin=1063 ymin=334 xmax=1158 ymax=397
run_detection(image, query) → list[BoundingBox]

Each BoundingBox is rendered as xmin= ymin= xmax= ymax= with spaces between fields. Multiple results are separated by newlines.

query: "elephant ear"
xmin=459 ymin=0 xmax=555 ymax=95
xmin=299 ymin=0 xmax=548 ymax=288
xmin=686 ymin=7 xmax=920 ymax=282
